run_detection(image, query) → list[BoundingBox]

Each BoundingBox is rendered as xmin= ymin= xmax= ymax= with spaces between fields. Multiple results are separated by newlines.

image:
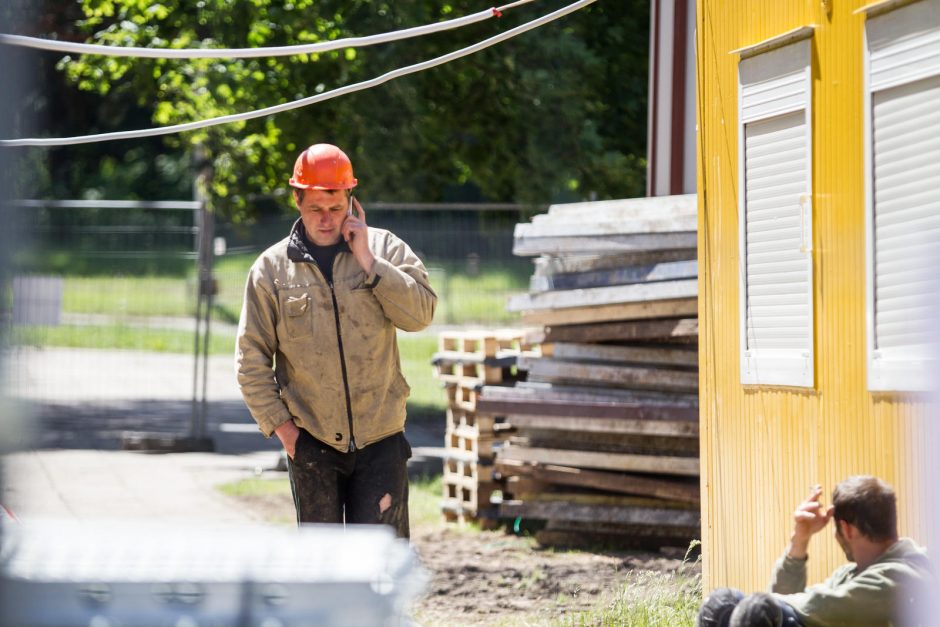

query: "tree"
xmin=19 ymin=0 xmax=649 ymax=218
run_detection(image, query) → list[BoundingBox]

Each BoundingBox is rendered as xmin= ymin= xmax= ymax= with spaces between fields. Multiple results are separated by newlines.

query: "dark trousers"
xmin=287 ymin=430 xmax=412 ymax=539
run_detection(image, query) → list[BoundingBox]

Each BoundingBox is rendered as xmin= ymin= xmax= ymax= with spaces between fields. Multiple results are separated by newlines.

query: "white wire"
xmin=0 ymin=0 xmax=594 ymax=148
xmin=0 ymin=7 xmax=498 ymax=59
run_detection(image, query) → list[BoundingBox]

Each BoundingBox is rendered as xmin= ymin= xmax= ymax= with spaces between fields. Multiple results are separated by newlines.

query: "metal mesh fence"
xmin=216 ymin=202 xmax=538 ymax=326
xmin=1 ymin=200 xmax=532 ymax=450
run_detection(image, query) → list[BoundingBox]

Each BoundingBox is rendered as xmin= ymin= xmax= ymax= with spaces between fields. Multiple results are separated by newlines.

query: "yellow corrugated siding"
xmin=696 ymin=0 xmax=934 ymax=592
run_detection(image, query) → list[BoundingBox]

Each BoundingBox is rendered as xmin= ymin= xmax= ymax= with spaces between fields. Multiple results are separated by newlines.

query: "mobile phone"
xmin=348 ymin=195 xmax=355 ymax=217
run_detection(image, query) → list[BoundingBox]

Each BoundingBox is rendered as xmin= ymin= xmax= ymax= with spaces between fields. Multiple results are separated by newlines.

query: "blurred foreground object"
xmin=0 ymin=520 xmax=426 ymax=626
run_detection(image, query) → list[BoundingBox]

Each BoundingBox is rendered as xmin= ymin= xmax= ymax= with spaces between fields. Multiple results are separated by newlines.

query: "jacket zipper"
xmin=328 ymin=279 xmax=356 ymax=452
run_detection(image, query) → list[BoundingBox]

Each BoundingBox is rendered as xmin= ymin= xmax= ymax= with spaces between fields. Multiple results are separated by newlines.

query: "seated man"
xmin=698 ymin=475 xmax=932 ymax=627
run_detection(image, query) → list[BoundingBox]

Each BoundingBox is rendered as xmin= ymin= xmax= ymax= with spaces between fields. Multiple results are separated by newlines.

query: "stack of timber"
xmin=485 ymin=194 xmax=700 ymax=548
xmin=432 ymin=330 xmax=536 ymax=524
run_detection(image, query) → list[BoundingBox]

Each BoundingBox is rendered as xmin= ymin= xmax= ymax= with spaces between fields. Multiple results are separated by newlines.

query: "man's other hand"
xmin=275 ymin=421 xmax=302 ymax=460
xmin=788 ymin=484 xmax=835 ymax=559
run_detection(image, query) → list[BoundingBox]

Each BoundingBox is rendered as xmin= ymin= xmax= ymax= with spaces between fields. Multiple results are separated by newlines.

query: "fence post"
xmin=188 ymin=153 xmax=215 ymax=451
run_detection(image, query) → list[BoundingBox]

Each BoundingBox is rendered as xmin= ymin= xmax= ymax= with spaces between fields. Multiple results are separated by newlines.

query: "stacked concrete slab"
xmin=484 ymin=194 xmax=701 ymax=548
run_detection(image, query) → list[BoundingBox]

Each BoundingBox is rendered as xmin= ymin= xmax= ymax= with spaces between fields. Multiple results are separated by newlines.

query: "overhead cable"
xmin=0 ymin=0 xmax=594 ymax=148
xmin=0 ymin=1 xmax=536 ymax=59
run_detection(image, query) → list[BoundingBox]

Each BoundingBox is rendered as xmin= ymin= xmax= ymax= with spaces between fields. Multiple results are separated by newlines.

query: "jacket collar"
xmin=286 ymin=218 xmax=350 ymax=263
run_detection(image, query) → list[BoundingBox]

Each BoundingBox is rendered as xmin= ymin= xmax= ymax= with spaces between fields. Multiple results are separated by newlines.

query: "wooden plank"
xmin=518 ymin=357 xmax=699 ymax=393
xmin=495 ymin=460 xmax=700 ymax=503
xmin=477 ymin=397 xmax=697 ymax=421
xmin=521 ymin=298 xmax=698 ymax=326
xmin=505 ymin=414 xmax=698 ymax=437
xmin=549 ymin=342 xmax=697 ymax=367
xmin=499 ymin=499 xmax=701 ymax=527
xmin=535 ymin=519 xmax=700 ymax=549
xmin=543 ymin=519 xmax=700 ymax=537
xmin=543 ymin=194 xmax=697 ymax=218
xmin=501 ymin=476 xmax=551 ymax=496
xmin=516 ymin=215 xmax=697 ymax=238
xmin=512 ymin=430 xmax=699 ymax=456
xmin=445 ymin=408 xmax=504 ymax=435
xmin=533 ymin=250 xmax=697 ymax=277
xmin=431 ymin=350 xmax=519 ymax=367
xmin=475 ymin=397 xmax=698 ymax=422
xmin=513 ymin=233 xmax=698 ymax=257
xmin=511 ymin=491 xmax=696 ymax=510
xmin=530 ymin=260 xmax=698 ymax=293
xmin=497 ymin=446 xmax=699 ymax=476
xmin=487 ymin=381 xmax=699 ymax=406
xmin=534 ymin=528 xmax=697 ymax=550
xmin=508 ymin=279 xmax=697 ymax=312
xmin=541 ymin=317 xmax=699 ymax=343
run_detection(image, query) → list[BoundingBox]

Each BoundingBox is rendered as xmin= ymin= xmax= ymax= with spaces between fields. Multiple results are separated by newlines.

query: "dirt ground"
xmin=412 ymin=525 xmax=698 ymax=626
xmin=230 ymin=490 xmax=700 ymax=626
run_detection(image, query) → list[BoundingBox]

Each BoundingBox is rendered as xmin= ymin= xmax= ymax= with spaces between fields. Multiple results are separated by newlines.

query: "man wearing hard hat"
xmin=236 ymin=144 xmax=437 ymax=537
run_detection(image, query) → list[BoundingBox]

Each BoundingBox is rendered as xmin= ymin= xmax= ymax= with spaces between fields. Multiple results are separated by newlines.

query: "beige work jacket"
xmin=235 ymin=222 xmax=437 ymax=452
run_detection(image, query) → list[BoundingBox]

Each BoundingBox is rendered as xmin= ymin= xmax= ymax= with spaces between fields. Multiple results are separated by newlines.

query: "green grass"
xmin=44 ymin=254 xmax=526 ymax=327
xmin=398 ymin=333 xmax=447 ymax=412
xmin=558 ymin=570 xmax=702 ymax=626
xmin=10 ymin=324 xmax=237 ymax=354
xmin=62 ymin=276 xmax=196 ymax=317
xmin=217 ymin=477 xmax=292 ymax=499
xmin=408 ymin=474 xmax=445 ymax=529
xmin=558 ymin=544 xmax=703 ymax=627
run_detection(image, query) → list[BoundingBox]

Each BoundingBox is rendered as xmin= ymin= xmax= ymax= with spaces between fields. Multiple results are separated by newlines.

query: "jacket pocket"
xmin=281 ymin=291 xmax=313 ymax=339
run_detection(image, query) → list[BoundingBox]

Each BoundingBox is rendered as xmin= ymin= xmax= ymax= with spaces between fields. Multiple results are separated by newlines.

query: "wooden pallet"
xmin=442 ymin=475 xmax=501 ymax=517
xmin=444 ymin=456 xmax=494 ymax=484
xmin=445 ymin=407 xmax=509 ymax=439
xmin=444 ymin=382 xmax=481 ymax=412
xmin=437 ymin=329 xmax=535 ymax=356
xmin=433 ymin=361 xmax=512 ymax=385
xmin=446 ymin=425 xmax=506 ymax=461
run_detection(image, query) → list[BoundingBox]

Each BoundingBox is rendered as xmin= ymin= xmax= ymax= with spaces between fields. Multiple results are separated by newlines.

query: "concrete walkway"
xmin=2 ymin=449 xmax=280 ymax=524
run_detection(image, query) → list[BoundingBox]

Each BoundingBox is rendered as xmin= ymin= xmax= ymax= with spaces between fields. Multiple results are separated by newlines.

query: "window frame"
xmin=736 ymin=35 xmax=815 ymax=388
xmin=863 ymin=0 xmax=940 ymax=392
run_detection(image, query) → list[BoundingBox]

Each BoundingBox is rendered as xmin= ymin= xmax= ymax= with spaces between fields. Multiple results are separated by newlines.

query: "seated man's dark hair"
xmin=832 ymin=475 xmax=897 ymax=542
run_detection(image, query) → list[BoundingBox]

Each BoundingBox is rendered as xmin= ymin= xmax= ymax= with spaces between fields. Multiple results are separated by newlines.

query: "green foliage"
xmin=24 ymin=0 xmax=648 ymax=217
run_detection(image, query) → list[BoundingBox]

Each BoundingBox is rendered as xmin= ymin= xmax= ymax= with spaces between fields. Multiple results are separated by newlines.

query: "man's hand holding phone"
xmin=342 ymin=196 xmax=375 ymax=274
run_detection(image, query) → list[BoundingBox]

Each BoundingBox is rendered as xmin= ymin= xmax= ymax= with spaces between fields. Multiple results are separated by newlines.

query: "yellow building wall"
xmin=696 ymin=0 xmax=935 ymax=591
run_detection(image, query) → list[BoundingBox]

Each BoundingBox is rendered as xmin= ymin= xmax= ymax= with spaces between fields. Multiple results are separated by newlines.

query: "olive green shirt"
xmin=770 ymin=538 xmax=932 ymax=627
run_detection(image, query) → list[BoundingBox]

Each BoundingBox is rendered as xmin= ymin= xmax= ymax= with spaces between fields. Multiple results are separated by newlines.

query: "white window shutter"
xmin=865 ymin=1 xmax=940 ymax=392
xmin=738 ymin=40 xmax=814 ymax=387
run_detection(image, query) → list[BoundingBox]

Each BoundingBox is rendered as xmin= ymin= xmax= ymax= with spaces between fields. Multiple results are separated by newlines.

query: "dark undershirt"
xmin=300 ymin=232 xmax=345 ymax=285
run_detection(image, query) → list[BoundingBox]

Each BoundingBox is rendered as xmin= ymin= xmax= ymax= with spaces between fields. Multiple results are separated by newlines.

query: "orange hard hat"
xmin=288 ymin=144 xmax=358 ymax=190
